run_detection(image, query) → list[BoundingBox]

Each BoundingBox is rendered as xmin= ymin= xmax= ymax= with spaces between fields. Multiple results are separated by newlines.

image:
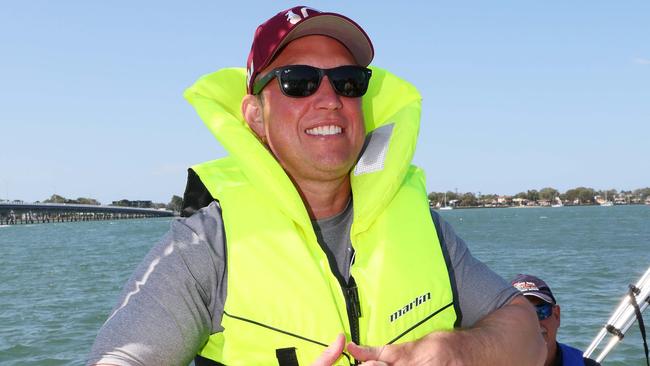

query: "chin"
xmin=313 ymin=155 xmax=355 ymax=171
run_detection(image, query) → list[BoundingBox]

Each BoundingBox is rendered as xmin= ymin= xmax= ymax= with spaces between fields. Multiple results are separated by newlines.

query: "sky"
xmin=1 ymin=1 xmax=648 ymax=204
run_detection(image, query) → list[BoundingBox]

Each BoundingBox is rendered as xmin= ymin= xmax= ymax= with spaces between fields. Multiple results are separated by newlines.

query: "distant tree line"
xmin=43 ymin=194 xmax=100 ymax=206
xmin=167 ymin=195 xmax=183 ymax=213
xmin=428 ymin=187 xmax=650 ymax=208
xmin=38 ymin=194 xmax=185 ymax=214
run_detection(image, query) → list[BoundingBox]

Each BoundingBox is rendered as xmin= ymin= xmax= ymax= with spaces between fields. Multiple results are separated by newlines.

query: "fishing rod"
xmin=584 ymin=266 xmax=650 ymax=364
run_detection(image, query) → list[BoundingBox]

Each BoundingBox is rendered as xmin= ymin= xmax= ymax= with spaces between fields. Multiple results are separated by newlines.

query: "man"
xmin=512 ymin=274 xmax=601 ymax=366
xmin=88 ymin=6 xmax=544 ymax=365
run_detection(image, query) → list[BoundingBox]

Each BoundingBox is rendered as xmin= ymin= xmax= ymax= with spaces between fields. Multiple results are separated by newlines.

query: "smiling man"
xmin=242 ymin=35 xmax=367 ymax=220
xmin=88 ymin=6 xmax=544 ymax=366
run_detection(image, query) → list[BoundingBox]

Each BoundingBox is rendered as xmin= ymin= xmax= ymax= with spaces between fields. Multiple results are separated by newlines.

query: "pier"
xmin=0 ymin=202 xmax=174 ymax=225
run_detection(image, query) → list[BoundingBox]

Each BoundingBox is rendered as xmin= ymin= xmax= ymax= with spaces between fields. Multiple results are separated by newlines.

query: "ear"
xmin=242 ymin=94 xmax=266 ymax=140
xmin=553 ymin=305 xmax=561 ymax=325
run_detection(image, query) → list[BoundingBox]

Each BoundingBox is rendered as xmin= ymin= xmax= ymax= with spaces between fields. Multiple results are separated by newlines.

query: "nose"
xmin=313 ymin=75 xmax=343 ymax=110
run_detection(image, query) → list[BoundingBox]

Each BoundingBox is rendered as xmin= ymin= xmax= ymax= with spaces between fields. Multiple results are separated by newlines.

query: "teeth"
xmin=305 ymin=125 xmax=342 ymax=136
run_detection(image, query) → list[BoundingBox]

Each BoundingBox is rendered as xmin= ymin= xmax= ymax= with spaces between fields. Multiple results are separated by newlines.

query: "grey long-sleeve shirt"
xmin=87 ymin=202 xmax=518 ymax=365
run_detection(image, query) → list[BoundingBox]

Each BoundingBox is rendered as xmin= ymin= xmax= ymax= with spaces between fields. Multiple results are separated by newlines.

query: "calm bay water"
xmin=0 ymin=205 xmax=648 ymax=365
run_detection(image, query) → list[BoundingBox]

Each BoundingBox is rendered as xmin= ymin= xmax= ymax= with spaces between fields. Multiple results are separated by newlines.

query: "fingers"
xmin=359 ymin=362 xmax=389 ymax=366
xmin=346 ymin=341 xmax=383 ymax=362
xmin=311 ymin=333 xmax=345 ymax=366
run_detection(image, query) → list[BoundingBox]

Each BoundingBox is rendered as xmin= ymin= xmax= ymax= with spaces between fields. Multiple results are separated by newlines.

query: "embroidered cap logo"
xmin=285 ymin=7 xmax=318 ymax=24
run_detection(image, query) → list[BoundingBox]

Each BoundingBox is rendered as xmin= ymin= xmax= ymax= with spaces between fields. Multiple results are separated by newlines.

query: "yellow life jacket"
xmin=184 ymin=67 xmax=459 ymax=365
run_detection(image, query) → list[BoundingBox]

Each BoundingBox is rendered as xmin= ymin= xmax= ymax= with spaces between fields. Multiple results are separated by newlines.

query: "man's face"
xmin=528 ymin=296 xmax=560 ymax=358
xmin=251 ymin=35 xmax=366 ymax=186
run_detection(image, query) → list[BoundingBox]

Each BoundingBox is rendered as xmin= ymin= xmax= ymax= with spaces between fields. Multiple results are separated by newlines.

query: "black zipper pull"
xmin=347 ymin=277 xmax=362 ymax=318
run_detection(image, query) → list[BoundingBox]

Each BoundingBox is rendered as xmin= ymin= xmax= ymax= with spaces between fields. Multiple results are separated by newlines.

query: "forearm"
xmin=87 ymin=217 xmax=221 ymax=366
xmin=416 ymin=295 xmax=546 ymax=365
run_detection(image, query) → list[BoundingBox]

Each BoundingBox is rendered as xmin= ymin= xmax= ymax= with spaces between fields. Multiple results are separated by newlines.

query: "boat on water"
xmin=551 ymin=196 xmax=563 ymax=208
xmin=439 ymin=192 xmax=453 ymax=210
xmin=599 ymin=192 xmax=614 ymax=206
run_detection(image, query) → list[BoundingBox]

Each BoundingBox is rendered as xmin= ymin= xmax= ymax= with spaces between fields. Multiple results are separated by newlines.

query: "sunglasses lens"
xmin=535 ymin=304 xmax=553 ymax=320
xmin=275 ymin=65 xmax=371 ymax=97
xmin=329 ymin=66 xmax=371 ymax=97
xmin=278 ymin=66 xmax=321 ymax=97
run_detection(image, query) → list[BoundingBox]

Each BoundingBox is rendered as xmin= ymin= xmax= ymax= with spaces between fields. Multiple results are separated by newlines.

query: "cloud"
xmin=633 ymin=57 xmax=650 ymax=65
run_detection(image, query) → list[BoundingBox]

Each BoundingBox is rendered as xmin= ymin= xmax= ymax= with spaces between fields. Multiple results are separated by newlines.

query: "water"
xmin=0 ymin=206 xmax=648 ymax=365
xmin=0 ymin=218 xmax=171 ymax=365
xmin=438 ymin=205 xmax=650 ymax=365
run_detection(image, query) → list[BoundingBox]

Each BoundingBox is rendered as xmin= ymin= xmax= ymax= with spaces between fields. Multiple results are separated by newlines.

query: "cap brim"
xmin=274 ymin=13 xmax=374 ymax=67
xmin=523 ymin=292 xmax=555 ymax=305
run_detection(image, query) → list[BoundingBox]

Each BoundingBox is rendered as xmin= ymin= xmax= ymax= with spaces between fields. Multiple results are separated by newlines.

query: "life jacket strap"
xmin=276 ymin=347 xmax=299 ymax=366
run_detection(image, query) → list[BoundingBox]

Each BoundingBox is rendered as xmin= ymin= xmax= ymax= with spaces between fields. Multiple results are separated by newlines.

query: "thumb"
xmin=346 ymin=341 xmax=384 ymax=362
xmin=311 ymin=333 xmax=345 ymax=366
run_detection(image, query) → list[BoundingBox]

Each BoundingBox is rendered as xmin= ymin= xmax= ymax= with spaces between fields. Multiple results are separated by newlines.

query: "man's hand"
xmin=347 ymin=295 xmax=546 ymax=366
xmin=347 ymin=334 xmax=453 ymax=366
xmin=311 ymin=334 xmax=346 ymax=366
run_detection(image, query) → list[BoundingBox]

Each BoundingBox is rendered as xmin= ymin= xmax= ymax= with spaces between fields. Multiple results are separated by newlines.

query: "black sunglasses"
xmin=252 ymin=64 xmax=372 ymax=98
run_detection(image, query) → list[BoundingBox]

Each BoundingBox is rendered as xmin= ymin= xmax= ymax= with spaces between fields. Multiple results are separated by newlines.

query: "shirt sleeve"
xmin=86 ymin=202 xmax=227 ymax=366
xmin=431 ymin=209 xmax=519 ymax=328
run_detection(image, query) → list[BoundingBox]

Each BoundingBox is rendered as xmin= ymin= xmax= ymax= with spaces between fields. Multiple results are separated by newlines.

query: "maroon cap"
xmin=246 ymin=6 xmax=374 ymax=94
xmin=511 ymin=274 xmax=557 ymax=305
